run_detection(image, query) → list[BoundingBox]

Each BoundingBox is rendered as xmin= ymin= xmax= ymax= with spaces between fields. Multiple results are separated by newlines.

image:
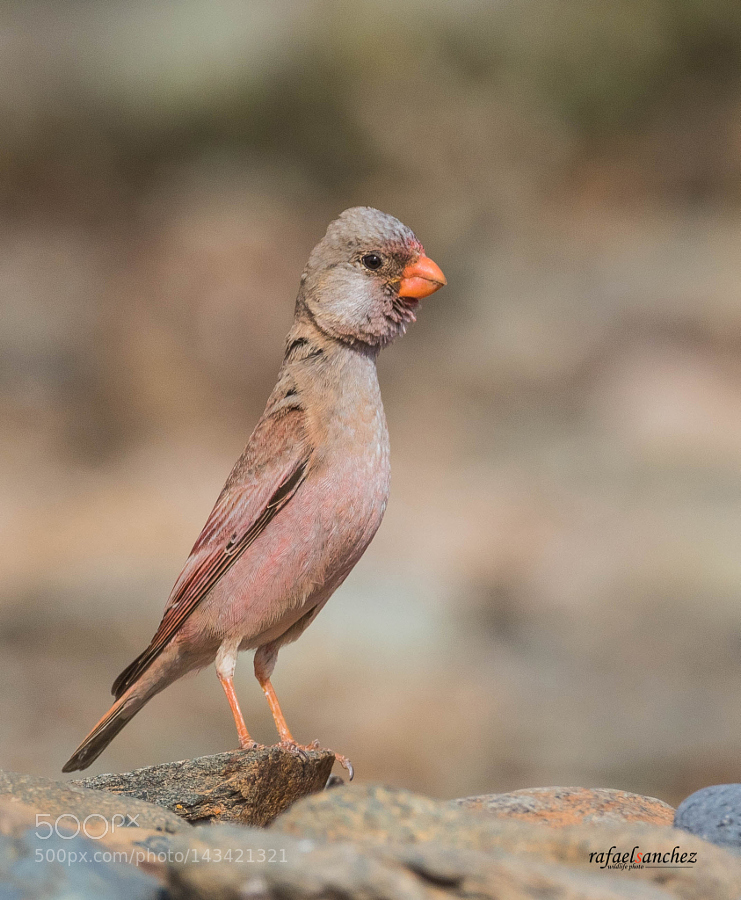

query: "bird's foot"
xmin=238 ymin=738 xmax=265 ymax=752
xmin=276 ymin=738 xmax=320 ymax=761
xmin=275 ymin=740 xmax=354 ymax=781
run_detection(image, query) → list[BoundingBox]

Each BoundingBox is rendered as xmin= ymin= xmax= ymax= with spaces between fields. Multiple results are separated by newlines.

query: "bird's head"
xmin=298 ymin=207 xmax=446 ymax=348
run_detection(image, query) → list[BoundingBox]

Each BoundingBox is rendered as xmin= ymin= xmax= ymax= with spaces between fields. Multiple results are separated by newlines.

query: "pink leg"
xmin=254 ymin=643 xmax=354 ymax=779
xmin=254 ymin=644 xmax=294 ymax=742
xmin=216 ymin=639 xmax=258 ymax=750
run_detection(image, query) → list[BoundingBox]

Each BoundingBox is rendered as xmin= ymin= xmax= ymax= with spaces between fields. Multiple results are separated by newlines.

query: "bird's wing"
xmin=112 ymin=406 xmax=311 ymax=698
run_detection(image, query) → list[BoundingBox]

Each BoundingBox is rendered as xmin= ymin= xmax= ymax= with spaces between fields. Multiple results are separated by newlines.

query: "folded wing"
xmin=112 ymin=407 xmax=312 ymax=699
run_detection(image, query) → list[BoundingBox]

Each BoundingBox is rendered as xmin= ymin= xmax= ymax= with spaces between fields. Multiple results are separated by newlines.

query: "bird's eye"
xmin=361 ymin=253 xmax=383 ymax=270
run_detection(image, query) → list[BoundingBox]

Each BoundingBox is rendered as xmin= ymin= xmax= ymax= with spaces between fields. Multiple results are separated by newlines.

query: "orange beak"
xmin=398 ymin=255 xmax=447 ymax=300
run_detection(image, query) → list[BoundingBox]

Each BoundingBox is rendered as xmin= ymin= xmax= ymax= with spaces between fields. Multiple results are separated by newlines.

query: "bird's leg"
xmin=216 ymin=639 xmax=261 ymax=750
xmin=254 ymin=643 xmax=354 ymax=780
xmin=254 ymin=643 xmax=295 ymax=743
xmin=219 ymin=674 xmax=256 ymax=749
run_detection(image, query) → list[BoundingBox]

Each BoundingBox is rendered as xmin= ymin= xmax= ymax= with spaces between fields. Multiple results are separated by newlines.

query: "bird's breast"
xmin=195 ymin=358 xmax=391 ymax=645
xmin=314 ymin=394 xmax=390 ymax=556
xmin=302 ymin=353 xmax=391 ymax=571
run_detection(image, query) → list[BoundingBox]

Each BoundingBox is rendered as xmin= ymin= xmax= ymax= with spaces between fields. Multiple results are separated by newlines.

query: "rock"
xmin=270 ymin=785 xmax=741 ymax=900
xmin=0 ymin=795 xmax=188 ymax=884
xmin=674 ymin=784 xmax=741 ymax=849
xmin=0 ymin=827 xmax=161 ymax=900
xmin=167 ymin=822 xmax=673 ymax=900
xmin=0 ymin=769 xmax=188 ymax=835
xmin=73 ymin=746 xmax=335 ymax=826
xmin=271 ymin=782 xmax=507 ymax=849
xmin=486 ymin=821 xmax=741 ymax=900
xmin=4 ymin=773 xmax=739 ymax=900
xmin=455 ymin=786 xmax=675 ymax=826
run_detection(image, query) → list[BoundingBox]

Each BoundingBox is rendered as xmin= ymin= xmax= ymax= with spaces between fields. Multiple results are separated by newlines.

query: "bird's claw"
xmin=334 ymin=752 xmax=354 ymax=781
xmin=277 ymin=740 xmax=311 ymax=761
xmin=238 ymin=739 xmax=265 ymax=752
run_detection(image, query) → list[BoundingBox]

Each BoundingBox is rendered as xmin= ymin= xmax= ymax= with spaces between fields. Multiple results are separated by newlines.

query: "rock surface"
xmin=269 ymin=784 xmax=741 ymax=900
xmin=483 ymin=820 xmax=741 ymax=900
xmin=0 ymin=828 xmax=162 ymax=900
xmin=4 ymin=765 xmax=738 ymax=899
xmin=167 ymin=824 xmax=675 ymax=900
xmin=0 ymin=795 xmax=188 ymax=884
xmin=0 ymin=769 xmax=188 ymax=835
xmin=456 ymin=786 xmax=675 ymax=826
xmin=273 ymin=783 xmax=515 ymax=849
xmin=72 ymin=746 xmax=335 ymax=826
xmin=675 ymin=783 xmax=741 ymax=849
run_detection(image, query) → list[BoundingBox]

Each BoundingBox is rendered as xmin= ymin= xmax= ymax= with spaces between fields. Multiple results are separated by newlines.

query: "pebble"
xmin=675 ymin=784 xmax=741 ymax=850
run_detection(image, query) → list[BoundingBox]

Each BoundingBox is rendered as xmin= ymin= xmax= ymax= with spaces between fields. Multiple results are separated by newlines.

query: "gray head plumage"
xmin=298 ymin=207 xmax=429 ymax=348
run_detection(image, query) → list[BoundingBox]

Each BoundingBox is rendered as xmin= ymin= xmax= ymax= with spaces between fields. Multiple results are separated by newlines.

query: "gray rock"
xmin=0 ymin=793 xmax=187 ymax=888
xmin=0 ymin=770 xmax=188 ymax=835
xmin=73 ymin=746 xmax=335 ymax=826
xmin=0 ymin=829 xmax=161 ymax=900
xmin=675 ymin=784 xmax=741 ymax=849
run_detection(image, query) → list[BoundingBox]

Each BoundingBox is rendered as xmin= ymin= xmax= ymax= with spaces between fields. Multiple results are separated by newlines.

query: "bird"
xmin=62 ymin=206 xmax=446 ymax=775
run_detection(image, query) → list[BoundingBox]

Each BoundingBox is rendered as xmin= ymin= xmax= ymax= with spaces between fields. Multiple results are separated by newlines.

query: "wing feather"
xmin=112 ymin=407 xmax=311 ymax=698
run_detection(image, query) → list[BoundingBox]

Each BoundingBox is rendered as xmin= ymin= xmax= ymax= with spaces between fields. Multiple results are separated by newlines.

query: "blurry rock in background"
xmin=2 ymin=0 xmax=741 ymax=804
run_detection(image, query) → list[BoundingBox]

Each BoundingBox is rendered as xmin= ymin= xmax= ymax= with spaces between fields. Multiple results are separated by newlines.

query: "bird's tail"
xmin=62 ymin=647 xmax=182 ymax=773
xmin=61 ymin=699 xmax=134 ymax=772
xmin=62 ymin=688 xmax=149 ymax=773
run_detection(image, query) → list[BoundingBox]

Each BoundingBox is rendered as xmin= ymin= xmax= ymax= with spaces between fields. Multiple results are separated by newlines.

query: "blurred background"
xmin=2 ymin=0 xmax=741 ymax=806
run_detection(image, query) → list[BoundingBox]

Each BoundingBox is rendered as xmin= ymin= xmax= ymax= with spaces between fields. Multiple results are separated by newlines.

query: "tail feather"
xmin=62 ymin=692 xmax=146 ymax=773
xmin=63 ymin=652 xmax=179 ymax=773
xmin=63 ymin=642 xmax=188 ymax=773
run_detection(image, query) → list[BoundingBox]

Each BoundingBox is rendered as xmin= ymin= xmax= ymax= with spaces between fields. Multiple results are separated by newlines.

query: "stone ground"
xmin=1 ymin=750 xmax=739 ymax=899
